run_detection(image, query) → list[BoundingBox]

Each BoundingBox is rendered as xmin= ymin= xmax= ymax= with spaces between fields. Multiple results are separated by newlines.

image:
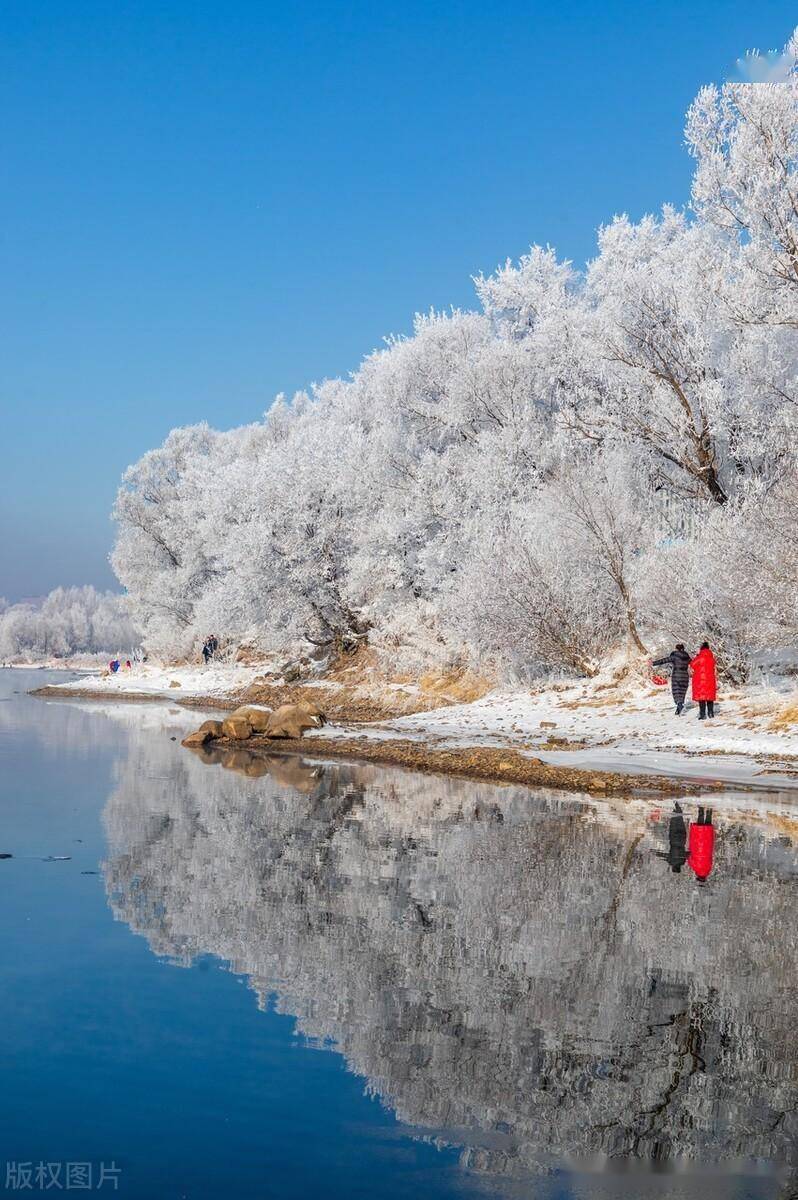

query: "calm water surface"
xmin=1 ymin=669 xmax=797 ymax=1200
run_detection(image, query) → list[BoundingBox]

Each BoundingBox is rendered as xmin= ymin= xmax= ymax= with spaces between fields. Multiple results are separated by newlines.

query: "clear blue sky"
xmin=0 ymin=0 xmax=793 ymax=600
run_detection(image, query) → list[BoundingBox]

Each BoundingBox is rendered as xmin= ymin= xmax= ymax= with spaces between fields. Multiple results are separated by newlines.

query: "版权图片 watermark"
xmin=4 ymin=1162 xmax=121 ymax=1191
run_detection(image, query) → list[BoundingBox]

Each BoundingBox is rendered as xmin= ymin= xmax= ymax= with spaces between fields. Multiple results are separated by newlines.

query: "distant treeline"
xmin=0 ymin=586 xmax=139 ymax=663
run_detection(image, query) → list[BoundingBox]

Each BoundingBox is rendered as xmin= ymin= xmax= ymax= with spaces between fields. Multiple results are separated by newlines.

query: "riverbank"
xmin=30 ymin=655 xmax=483 ymax=720
xmin=188 ymin=733 xmax=713 ymax=797
xmin=31 ymin=661 xmax=798 ymax=794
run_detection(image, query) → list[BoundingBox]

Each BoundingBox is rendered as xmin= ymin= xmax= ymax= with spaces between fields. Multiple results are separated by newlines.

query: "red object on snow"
xmin=651 ymin=674 xmax=668 ymax=686
xmin=688 ymin=822 xmax=715 ymax=879
xmin=690 ymin=647 xmax=717 ymax=701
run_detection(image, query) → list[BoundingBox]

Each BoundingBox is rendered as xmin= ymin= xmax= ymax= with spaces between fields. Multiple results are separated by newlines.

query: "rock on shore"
xmin=182 ymin=701 xmax=326 ymax=748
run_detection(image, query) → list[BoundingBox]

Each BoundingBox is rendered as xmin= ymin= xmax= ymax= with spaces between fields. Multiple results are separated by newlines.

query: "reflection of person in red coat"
xmin=688 ymin=806 xmax=714 ymax=882
xmin=690 ymin=641 xmax=717 ymax=720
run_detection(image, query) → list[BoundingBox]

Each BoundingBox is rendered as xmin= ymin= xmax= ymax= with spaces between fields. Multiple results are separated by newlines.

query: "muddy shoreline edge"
xmin=209 ymin=735 xmax=715 ymax=797
xmin=31 ymin=684 xmax=234 ymax=711
xmin=31 ymin=684 xmax=719 ymax=797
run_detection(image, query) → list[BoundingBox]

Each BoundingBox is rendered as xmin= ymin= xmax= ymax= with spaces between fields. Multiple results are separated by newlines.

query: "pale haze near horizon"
xmin=1 ymin=0 xmax=793 ymax=601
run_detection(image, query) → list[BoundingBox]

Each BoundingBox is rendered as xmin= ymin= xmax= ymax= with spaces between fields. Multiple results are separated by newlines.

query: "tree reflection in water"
xmin=102 ymin=738 xmax=798 ymax=1195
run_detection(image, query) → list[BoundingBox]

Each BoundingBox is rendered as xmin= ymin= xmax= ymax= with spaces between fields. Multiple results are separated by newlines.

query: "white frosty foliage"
xmin=112 ymin=30 xmax=798 ymax=679
xmin=0 ymin=586 xmax=139 ymax=662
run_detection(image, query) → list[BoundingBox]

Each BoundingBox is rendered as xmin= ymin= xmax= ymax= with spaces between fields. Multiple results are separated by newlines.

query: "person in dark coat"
xmin=652 ymin=801 xmax=688 ymax=873
xmin=653 ymin=643 xmax=692 ymax=715
xmin=690 ymin=642 xmax=717 ymax=720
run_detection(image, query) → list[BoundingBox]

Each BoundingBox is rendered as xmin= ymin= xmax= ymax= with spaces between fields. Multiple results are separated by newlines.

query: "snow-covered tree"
xmin=110 ymin=28 xmax=798 ymax=681
xmin=0 ymin=586 xmax=139 ymax=663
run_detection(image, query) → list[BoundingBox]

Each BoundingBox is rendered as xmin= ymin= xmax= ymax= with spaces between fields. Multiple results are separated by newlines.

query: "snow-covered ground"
xmin=383 ymin=681 xmax=798 ymax=754
xmin=44 ymin=660 xmax=265 ymax=700
xmin=307 ymin=678 xmax=798 ymax=790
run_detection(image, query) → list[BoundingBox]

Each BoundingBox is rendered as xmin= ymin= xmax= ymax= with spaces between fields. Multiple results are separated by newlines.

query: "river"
xmin=1 ymin=668 xmax=797 ymax=1199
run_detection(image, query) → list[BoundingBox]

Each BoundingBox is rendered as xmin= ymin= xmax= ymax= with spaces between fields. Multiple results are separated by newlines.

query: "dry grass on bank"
xmin=236 ymin=647 xmax=494 ymax=723
xmin=770 ymin=700 xmax=798 ymax=732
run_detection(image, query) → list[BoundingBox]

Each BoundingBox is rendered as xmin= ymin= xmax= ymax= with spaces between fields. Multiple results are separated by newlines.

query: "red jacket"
xmin=690 ymin=647 xmax=717 ymax=701
xmin=688 ymin=823 xmax=715 ymax=879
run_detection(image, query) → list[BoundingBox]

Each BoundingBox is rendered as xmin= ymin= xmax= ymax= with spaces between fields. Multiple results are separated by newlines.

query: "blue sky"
xmin=0 ymin=0 xmax=794 ymax=600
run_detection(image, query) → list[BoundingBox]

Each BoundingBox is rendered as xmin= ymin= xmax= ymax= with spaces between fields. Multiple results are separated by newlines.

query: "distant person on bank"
xmin=690 ymin=642 xmax=717 ymax=720
xmin=652 ymin=643 xmax=692 ymax=716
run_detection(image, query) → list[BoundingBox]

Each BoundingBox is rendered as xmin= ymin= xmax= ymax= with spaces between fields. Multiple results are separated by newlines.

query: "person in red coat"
xmin=690 ymin=641 xmax=717 ymax=720
xmin=687 ymin=806 xmax=714 ymax=882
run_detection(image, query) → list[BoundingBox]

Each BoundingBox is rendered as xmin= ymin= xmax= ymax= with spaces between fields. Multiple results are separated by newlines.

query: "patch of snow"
xmin=310 ymin=678 xmax=798 ymax=790
xmin=44 ymin=661 xmax=264 ymax=700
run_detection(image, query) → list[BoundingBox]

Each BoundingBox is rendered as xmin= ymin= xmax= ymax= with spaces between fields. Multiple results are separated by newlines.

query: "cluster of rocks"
xmin=182 ymin=700 xmax=326 ymax=748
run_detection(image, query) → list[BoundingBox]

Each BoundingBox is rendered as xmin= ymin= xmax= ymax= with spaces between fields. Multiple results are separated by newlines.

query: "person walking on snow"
xmin=653 ymin=643 xmax=692 ymax=715
xmin=690 ymin=642 xmax=717 ymax=720
xmin=687 ymin=806 xmax=714 ymax=882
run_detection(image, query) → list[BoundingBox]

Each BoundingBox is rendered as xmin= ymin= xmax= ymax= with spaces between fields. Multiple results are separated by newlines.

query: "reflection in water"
xmin=101 ymin=737 xmax=798 ymax=1194
xmin=652 ymin=802 xmax=689 ymax=874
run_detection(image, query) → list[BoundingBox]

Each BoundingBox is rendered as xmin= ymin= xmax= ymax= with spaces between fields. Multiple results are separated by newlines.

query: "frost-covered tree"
xmin=0 ymin=586 xmax=139 ymax=663
xmin=110 ymin=28 xmax=798 ymax=681
xmin=111 ymin=423 xmax=262 ymax=657
xmin=456 ymin=502 xmax=624 ymax=678
xmin=687 ymin=33 xmax=798 ymax=330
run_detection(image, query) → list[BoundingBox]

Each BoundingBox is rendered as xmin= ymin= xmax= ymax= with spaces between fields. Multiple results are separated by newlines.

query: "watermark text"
xmin=4 ymin=1163 xmax=121 ymax=1191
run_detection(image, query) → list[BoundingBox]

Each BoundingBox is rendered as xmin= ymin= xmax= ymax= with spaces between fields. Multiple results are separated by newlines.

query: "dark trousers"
xmin=697 ymin=806 xmax=713 ymax=825
xmin=698 ymin=700 xmax=715 ymax=718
